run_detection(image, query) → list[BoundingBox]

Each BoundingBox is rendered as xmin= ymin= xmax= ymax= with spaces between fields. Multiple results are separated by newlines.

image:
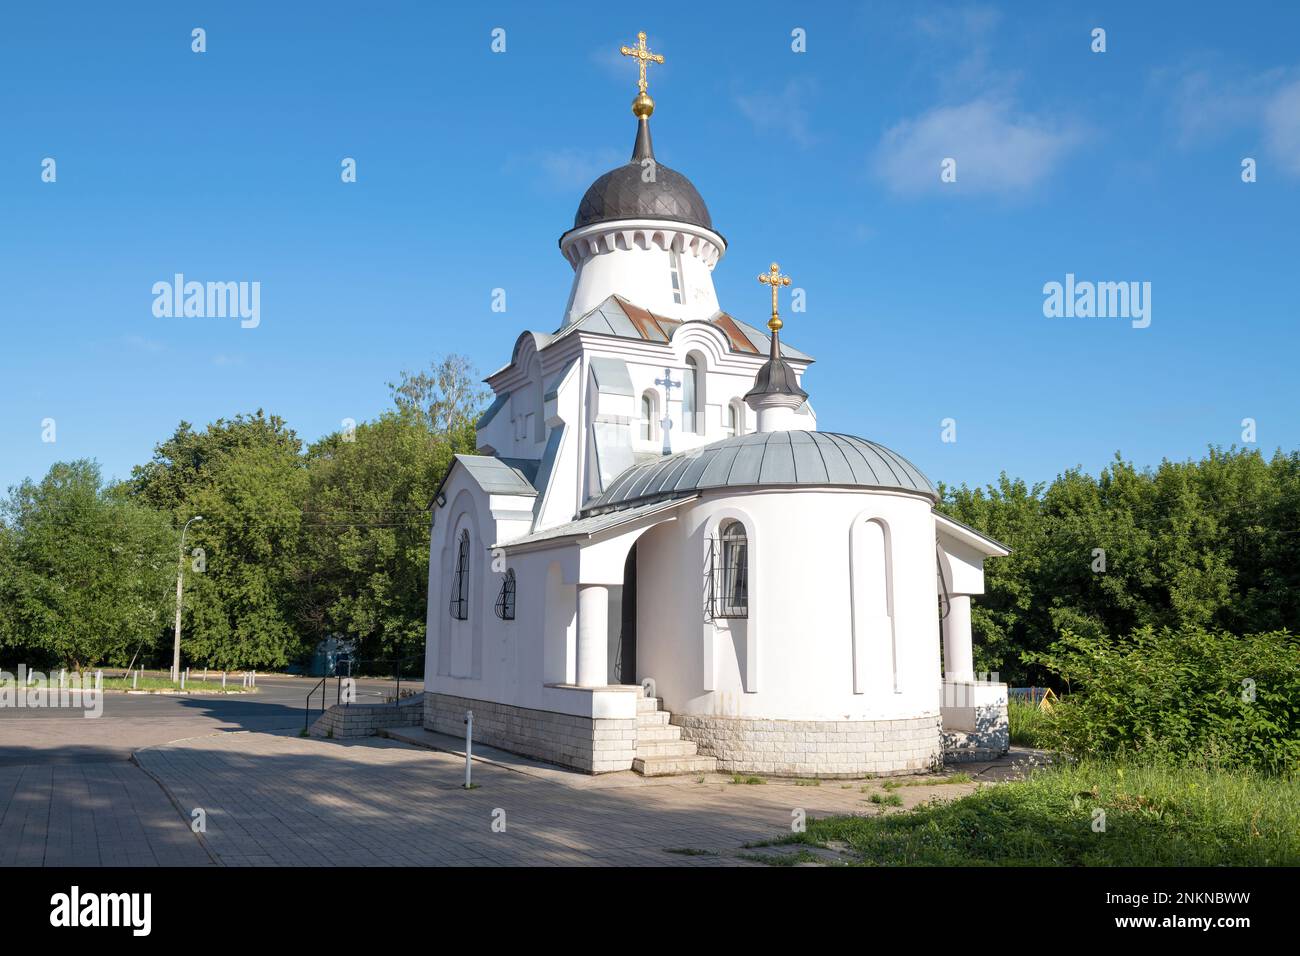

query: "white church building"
xmin=421 ymin=36 xmax=1010 ymax=776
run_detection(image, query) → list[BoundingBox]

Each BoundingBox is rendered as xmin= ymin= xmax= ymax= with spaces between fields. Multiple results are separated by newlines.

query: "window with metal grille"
xmin=705 ymin=522 xmax=749 ymax=620
xmin=494 ymin=568 xmax=516 ymax=620
xmin=448 ymin=530 xmax=470 ymax=620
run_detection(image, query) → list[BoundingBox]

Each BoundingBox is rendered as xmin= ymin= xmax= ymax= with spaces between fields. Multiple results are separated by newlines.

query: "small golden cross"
xmin=758 ymin=262 xmax=792 ymax=332
xmin=620 ymin=31 xmax=664 ymax=94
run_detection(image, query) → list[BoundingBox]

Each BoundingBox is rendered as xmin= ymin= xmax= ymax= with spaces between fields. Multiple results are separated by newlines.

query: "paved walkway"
xmin=0 ymin=675 xmax=418 ymax=866
xmin=0 ymin=762 xmax=211 ymax=866
xmin=133 ymin=731 xmax=1032 ymax=866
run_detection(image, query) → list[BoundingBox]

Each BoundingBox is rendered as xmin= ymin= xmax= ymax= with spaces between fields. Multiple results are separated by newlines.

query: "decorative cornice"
xmin=558 ymin=219 xmax=725 ymax=270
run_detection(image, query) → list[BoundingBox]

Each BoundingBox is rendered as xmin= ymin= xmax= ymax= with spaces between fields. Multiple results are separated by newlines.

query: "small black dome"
xmin=744 ymin=353 xmax=808 ymax=403
xmin=572 ymin=116 xmax=713 ymax=232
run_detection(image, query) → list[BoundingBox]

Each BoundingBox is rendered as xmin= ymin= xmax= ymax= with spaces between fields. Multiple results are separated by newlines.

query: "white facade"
xmin=422 ymin=96 xmax=1010 ymax=775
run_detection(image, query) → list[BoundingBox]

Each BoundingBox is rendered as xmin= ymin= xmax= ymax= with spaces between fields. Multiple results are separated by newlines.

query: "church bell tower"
xmin=557 ymin=32 xmax=727 ymax=329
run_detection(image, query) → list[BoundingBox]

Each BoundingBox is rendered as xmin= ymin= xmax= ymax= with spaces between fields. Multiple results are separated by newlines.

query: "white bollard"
xmin=132 ymin=671 xmax=138 ymax=689
xmin=95 ymin=670 xmax=102 ymax=691
xmin=221 ymin=671 xmax=226 ymax=689
xmin=251 ymin=669 xmax=256 ymax=688
xmin=464 ymin=710 xmax=474 ymax=788
xmin=180 ymin=672 xmax=186 ymax=690
xmin=59 ymin=669 xmax=66 ymax=688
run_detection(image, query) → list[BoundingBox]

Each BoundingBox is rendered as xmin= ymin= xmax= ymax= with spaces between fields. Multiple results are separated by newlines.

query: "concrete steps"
xmin=635 ymin=723 xmax=682 ymax=743
xmin=633 ymin=754 xmax=719 ymax=776
xmin=631 ymin=689 xmax=717 ymax=777
xmin=634 ymin=737 xmax=700 ymax=757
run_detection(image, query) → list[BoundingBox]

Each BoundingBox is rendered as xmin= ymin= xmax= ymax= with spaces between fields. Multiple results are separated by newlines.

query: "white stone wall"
xmin=673 ymin=713 xmax=943 ymax=777
xmin=309 ymin=696 xmax=424 ymax=739
xmin=941 ymin=683 xmax=1010 ymax=762
xmin=424 ymin=692 xmax=636 ymax=774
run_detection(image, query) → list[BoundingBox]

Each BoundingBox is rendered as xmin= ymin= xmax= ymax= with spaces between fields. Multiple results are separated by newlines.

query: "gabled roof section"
xmin=935 ymin=512 xmax=1012 ymax=557
xmin=554 ymin=295 xmax=813 ymax=362
xmin=434 ymin=454 xmax=539 ymax=506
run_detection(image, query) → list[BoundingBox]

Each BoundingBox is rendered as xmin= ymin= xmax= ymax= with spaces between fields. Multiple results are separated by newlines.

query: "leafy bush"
xmin=1026 ymin=627 xmax=1300 ymax=774
xmin=1007 ymin=697 xmax=1053 ymax=748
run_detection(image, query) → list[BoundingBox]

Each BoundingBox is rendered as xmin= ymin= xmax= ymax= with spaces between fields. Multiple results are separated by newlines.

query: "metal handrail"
xmin=304 ymin=677 xmax=328 ymax=732
xmin=302 ymin=654 xmax=424 ymax=724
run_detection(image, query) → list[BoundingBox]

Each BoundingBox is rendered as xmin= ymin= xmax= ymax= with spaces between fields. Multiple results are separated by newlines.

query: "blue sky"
xmin=2 ymin=1 xmax=1297 ymax=497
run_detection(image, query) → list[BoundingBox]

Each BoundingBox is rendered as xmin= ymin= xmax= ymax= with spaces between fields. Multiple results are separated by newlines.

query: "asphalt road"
xmin=0 ymin=674 xmax=424 ymax=767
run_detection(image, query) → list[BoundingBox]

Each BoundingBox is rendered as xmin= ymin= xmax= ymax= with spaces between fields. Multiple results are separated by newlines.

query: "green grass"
xmin=883 ymin=773 xmax=973 ymax=790
xmin=99 ymin=676 xmax=250 ymax=692
xmin=663 ymin=847 xmax=719 ymax=857
xmin=867 ymin=792 xmax=904 ymax=807
xmin=776 ymin=760 xmax=1300 ymax=866
xmin=1008 ymin=697 xmax=1054 ymax=747
xmin=794 ymin=778 xmax=821 ymax=787
xmin=730 ymin=774 xmax=765 ymax=785
xmin=737 ymin=849 xmax=825 ymax=867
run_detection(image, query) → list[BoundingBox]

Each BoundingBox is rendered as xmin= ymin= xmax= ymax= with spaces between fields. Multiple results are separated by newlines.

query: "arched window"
xmin=494 ymin=568 xmax=516 ymax=621
xmin=449 ymin=530 xmax=470 ymax=620
xmin=640 ymin=393 xmax=655 ymax=440
xmin=683 ymin=354 xmax=700 ymax=433
xmin=717 ymin=520 xmax=749 ymax=618
xmin=727 ymin=400 xmax=743 ymax=437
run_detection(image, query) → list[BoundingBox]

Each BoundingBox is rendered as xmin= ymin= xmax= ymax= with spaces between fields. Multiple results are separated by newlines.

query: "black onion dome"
xmin=744 ymin=353 xmax=808 ymax=403
xmin=572 ymin=116 xmax=713 ymax=232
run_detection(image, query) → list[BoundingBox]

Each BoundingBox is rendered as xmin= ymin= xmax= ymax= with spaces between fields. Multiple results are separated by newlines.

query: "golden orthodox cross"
xmin=758 ymin=262 xmax=792 ymax=332
xmin=620 ymin=31 xmax=664 ymax=94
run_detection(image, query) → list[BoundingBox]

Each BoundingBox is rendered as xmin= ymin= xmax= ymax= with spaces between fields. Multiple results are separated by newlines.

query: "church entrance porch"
xmin=614 ymin=544 xmax=637 ymax=686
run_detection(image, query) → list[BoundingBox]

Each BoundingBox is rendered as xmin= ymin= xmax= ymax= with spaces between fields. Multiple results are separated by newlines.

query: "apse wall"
xmin=634 ymin=487 xmax=945 ymax=775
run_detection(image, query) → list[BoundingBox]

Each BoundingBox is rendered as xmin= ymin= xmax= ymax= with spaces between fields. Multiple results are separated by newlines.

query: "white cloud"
xmin=1155 ymin=63 xmax=1300 ymax=175
xmin=736 ymin=78 xmax=818 ymax=148
xmin=873 ymin=97 xmax=1085 ymax=197
xmin=1154 ymin=65 xmax=1287 ymax=147
xmin=1263 ymin=78 xmax=1300 ymax=176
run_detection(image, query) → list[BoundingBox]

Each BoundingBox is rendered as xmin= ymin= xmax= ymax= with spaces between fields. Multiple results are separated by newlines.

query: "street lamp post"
xmin=172 ymin=516 xmax=204 ymax=682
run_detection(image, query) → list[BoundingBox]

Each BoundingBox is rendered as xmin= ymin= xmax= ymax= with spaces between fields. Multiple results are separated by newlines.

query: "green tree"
xmin=388 ymin=353 xmax=489 ymax=436
xmin=296 ymin=408 xmax=471 ymax=666
xmin=941 ymin=446 xmax=1300 ymax=685
xmin=130 ymin=412 xmax=308 ymax=669
xmin=0 ymin=461 xmax=174 ymax=670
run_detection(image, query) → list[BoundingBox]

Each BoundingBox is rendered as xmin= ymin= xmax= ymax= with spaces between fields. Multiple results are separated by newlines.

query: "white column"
xmin=942 ymin=594 xmax=975 ymax=682
xmin=576 ymin=584 xmax=609 ymax=688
